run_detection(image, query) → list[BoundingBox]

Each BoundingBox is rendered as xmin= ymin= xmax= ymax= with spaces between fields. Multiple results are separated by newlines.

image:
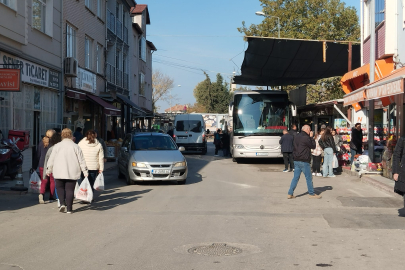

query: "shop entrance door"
xmin=316 ymin=117 xmax=332 ymax=130
xmin=32 ymin=112 xmax=41 ymax=168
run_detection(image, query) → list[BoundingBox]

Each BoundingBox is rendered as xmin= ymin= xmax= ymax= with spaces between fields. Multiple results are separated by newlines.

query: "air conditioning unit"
xmin=64 ymin=57 xmax=78 ymax=77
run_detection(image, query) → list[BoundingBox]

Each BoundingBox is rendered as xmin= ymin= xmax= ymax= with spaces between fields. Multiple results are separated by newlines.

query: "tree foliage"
xmin=152 ymin=70 xmax=174 ymax=112
xmin=237 ymin=0 xmax=360 ymax=104
xmin=186 ymin=103 xmax=206 ymax=113
xmin=193 ymin=73 xmax=231 ymax=113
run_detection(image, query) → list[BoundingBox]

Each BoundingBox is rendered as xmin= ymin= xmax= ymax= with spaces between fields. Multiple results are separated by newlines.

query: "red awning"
xmin=65 ymin=89 xmax=86 ymax=101
xmin=86 ymin=94 xmax=121 ymax=116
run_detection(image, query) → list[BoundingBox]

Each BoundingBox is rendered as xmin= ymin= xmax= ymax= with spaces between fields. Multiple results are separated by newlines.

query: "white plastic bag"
xmin=29 ymin=171 xmax=41 ymax=193
xmin=332 ymin=155 xmax=339 ymax=169
xmin=93 ymin=173 xmax=104 ymax=191
xmin=74 ymin=182 xmax=79 ymax=198
xmin=75 ymin=177 xmax=93 ymax=203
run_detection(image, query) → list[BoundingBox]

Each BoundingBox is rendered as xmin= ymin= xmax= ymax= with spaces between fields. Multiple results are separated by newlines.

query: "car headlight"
xmin=174 ymin=161 xmax=186 ymax=167
xmin=132 ymin=162 xmax=147 ymax=167
xmin=234 ymin=144 xmax=245 ymax=149
xmin=0 ymin=149 xmax=10 ymax=155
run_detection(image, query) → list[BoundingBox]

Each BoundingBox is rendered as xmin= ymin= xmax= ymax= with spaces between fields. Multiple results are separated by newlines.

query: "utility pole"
xmin=368 ymin=0 xmax=376 ymax=162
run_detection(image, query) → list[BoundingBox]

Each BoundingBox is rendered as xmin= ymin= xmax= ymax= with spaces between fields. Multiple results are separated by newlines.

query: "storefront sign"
xmin=75 ymin=68 xmax=96 ymax=94
xmin=366 ymin=79 xmax=403 ymax=100
xmin=343 ymin=90 xmax=365 ymax=106
xmin=0 ymin=69 xmax=20 ymax=91
xmin=0 ymin=51 xmax=61 ymax=90
xmin=300 ymin=108 xmax=331 ymax=118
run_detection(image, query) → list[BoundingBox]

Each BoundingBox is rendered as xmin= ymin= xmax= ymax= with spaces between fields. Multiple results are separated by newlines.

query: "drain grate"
xmin=188 ymin=243 xmax=242 ymax=256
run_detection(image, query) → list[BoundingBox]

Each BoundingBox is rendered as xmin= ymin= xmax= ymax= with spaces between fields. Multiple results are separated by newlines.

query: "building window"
xmin=97 ymin=0 xmax=103 ymax=18
xmin=116 ymin=48 xmax=121 ymax=70
xmin=375 ymin=0 xmax=385 ymax=27
xmin=96 ymin=44 xmax=102 ymax=74
xmin=85 ymin=0 xmax=92 ymax=11
xmin=0 ymin=0 xmax=16 ymax=10
xmin=139 ymin=37 xmax=146 ymax=62
xmin=66 ymin=24 xmax=76 ymax=58
xmin=139 ymin=73 xmax=145 ymax=96
xmin=85 ymin=36 xmax=93 ymax=69
xmin=32 ymin=0 xmax=46 ymax=32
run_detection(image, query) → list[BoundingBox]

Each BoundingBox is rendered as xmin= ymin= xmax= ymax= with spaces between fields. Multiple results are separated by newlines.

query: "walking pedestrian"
xmin=78 ymin=130 xmax=104 ymax=201
xmin=319 ymin=127 xmax=337 ymax=178
xmin=280 ymin=129 xmax=294 ymax=172
xmin=43 ymin=133 xmax=62 ymax=207
xmin=287 ymin=125 xmax=322 ymax=199
xmin=73 ymin=127 xmax=84 ymax=144
xmin=392 ymin=136 xmax=405 ymax=216
xmin=289 ymin=124 xmax=298 ymax=137
xmin=214 ymin=129 xmax=222 ymax=157
xmin=94 ymin=130 xmax=107 ymax=163
xmin=221 ymin=129 xmax=230 ymax=157
xmin=312 ymin=128 xmax=325 ymax=177
xmin=34 ymin=129 xmax=56 ymax=204
xmin=350 ymin=123 xmax=363 ymax=164
xmin=46 ymin=128 xmax=88 ymax=214
xmin=331 ymin=128 xmax=343 ymax=174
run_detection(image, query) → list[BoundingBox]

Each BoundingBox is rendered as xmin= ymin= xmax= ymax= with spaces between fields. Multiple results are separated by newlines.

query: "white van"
xmin=174 ymin=114 xmax=207 ymax=154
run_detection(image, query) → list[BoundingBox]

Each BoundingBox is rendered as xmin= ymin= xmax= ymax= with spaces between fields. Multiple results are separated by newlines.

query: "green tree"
xmin=237 ymin=0 xmax=360 ymax=103
xmin=193 ymin=73 xmax=231 ymax=113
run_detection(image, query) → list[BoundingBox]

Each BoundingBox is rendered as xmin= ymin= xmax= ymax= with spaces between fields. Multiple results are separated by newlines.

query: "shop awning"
xmin=366 ymin=67 xmax=405 ymax=100
xmin=340 ymin=57 xmax=394 ymax=110
xmin=86 ymin=94 xmax=121 ymax=116
xmin=141 ymin=107 xmax=154 ymax=117
xmin=233 ymin=37 xmax=361 ymax=86
xmin=343 ymin=87 xmax=366 ymax=106
xmin=116 ymin=94 xmax=145 ymax=115
xmin=65 ymin=89 xmax=86 ymax=101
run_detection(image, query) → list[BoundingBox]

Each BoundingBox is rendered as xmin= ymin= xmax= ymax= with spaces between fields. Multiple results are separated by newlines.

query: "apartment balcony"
xmin=123 ymin=72 xmax=129 ymax=90
xmin=123 ymin=26 xmax=128 ymax=44
xmin=116 ymin=69 xmax=123 ymax=87
xmin=106 ymin=63 xmax=115 ymax=84
xmin=116 ymin=19 xmax=123 ymax=40
xmin=107 ymin=9 xmax=115 ymax=34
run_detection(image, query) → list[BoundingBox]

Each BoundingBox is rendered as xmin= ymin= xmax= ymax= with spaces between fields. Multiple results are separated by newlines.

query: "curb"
xmin=342 ymin=167 xmax=400 ymax=197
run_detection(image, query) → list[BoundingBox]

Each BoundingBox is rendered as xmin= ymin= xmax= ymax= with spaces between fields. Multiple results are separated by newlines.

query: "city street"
xmin=0 ymin=144 xmax=404 ymax=270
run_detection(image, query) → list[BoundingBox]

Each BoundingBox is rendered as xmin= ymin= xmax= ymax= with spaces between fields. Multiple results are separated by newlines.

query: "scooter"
xmin=0 ymin=130 xmax=24 ymax=181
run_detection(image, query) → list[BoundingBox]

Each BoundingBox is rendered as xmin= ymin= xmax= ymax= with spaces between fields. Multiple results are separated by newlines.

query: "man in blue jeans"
xmin=287 ymin=125 xmax=322 ymax=199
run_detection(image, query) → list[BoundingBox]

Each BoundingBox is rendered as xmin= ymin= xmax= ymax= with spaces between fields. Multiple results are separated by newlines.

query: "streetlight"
xmin=255 ymin=11 xmax=280 ymax=38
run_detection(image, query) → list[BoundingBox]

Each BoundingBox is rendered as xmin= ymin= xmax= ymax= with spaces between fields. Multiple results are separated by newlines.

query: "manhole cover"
xmin=188 ymin=243 xmax=242 ymax=256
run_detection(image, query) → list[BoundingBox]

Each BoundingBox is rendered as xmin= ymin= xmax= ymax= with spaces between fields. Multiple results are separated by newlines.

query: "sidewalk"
xmin=0 ymin=161 xmax=117 ymax=195
xmin=342 ymin=166 xmax=400 ymax=197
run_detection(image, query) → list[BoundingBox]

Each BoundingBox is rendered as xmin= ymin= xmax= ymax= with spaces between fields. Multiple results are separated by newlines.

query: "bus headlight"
xmin=234 ymin=144 xmax=245 ymax=149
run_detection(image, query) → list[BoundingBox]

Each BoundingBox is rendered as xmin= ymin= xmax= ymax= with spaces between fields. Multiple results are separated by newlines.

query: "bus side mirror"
xmin=290 ymin=104 xmax=297 ymax=117
xmin=228 ymin=102 xmax=234 ymax=117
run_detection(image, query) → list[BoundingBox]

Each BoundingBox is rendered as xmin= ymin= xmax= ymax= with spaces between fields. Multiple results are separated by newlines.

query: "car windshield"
xmin=131 ymin=135 xmax=177 ymax=151
xmin=233 ymin=94 xmax=289 ymax=136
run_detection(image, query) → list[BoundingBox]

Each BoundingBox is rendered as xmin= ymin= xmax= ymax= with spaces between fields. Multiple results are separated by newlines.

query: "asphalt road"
xmin=0 ymin=144 xmax=404 ymax=270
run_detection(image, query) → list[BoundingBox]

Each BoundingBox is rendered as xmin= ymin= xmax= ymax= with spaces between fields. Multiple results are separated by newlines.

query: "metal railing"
xmin=106 ymin=63 xmax=115 ymax=84
xmin=123 ymin=72 xmax=129 ymax=89
xmin=116 ymin=19 xmax=122 ymax=40
xmin=107 ymin=9 xmax=115 ymax=34
xmin=123 ymin=26 xmax=128 ymax=44
xmin=116 ymin=69 xmax=123 ymax=87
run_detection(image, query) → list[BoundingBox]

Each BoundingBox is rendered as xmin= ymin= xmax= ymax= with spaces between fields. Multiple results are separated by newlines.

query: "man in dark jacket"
xmin=280 ymin=129 xmax=294 ymax=172
xmin=289 ymin=124 xmax=298 ymax=137
xmin=350 ymin=123 xmax=363 ymax=164
xmin=73 ymin=127 xmax=83 ymax=144
xmin=287 ymin=125 xmax=322 ymax=199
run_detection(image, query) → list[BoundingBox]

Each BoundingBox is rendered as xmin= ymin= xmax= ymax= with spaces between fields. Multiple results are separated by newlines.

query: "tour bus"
xmin=229 ymin=90 xmax=296 ymax=162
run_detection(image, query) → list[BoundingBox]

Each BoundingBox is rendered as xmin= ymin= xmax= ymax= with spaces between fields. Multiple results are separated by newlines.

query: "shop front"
xmin=0 ymin=51 xmax=62 ymax=172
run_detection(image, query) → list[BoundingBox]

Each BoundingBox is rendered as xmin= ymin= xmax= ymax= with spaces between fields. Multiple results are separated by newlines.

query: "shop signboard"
xmin=0 ymin=51 xmax=61 ymax=90
xmin=0 ymin=69 xmax=20 ymax=91
xmin=75 ymin=68 xmax=96 ymax=94
xmin=343 ymin=90 xmax=365 ymax=106
xmin=366 ymin=79 xmax=403 ymax=100
xmin=353 ymin=108 xmax=367 ymax=126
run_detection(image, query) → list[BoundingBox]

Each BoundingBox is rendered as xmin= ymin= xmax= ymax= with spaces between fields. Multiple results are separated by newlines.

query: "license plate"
xmin=151 ymin=169 xmax=170 ymax=174
xmin=256 ymin=152 xmax=268 ymax=156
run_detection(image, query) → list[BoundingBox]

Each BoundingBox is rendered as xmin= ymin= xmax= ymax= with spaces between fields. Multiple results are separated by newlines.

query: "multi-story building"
xmin=62 ymin=0 xmax=121 ymax=140
xmin=0 ymin=0 xmax=63 ymax=171
xmin=131 ymin=4 xmax=155 ymax=129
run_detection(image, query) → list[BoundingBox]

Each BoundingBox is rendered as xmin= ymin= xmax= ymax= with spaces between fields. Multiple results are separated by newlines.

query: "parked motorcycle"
xmin=0 ymin=130 xmax=24 ymax=181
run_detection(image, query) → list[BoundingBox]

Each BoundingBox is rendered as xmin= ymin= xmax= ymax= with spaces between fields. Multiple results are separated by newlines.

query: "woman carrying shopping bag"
xmin=43 ymin=133 xmax=62 ymax=207
xmin=312 ymin=128 xmax=325 ymax=177
xmin=46 ymin=128 xmax=88 ymax=214
xmin=319 ymin=127 xmax=338 ymax=178
xmin=78 ymin=130 xmax=104 ymax=202
xmin=34 ymin=129 xmax=56 ymax=204
xmin=392 ymin=136 xmax=405 ymax=216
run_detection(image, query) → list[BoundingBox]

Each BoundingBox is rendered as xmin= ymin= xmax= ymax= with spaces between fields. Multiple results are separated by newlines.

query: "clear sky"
xmin=147 ymin=0 xmax=360 ymax=113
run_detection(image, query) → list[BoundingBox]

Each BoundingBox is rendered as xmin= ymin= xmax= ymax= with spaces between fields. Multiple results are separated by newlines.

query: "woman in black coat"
xmin=392 ymin=137 xmax=405 ymax=216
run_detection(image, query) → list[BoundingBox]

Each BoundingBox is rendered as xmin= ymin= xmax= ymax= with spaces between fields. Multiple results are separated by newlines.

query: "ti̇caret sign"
xmin=0 ymin=69 xmax=21 ymax=92
xmin=0 ymin=51 xmax=61 ymax=90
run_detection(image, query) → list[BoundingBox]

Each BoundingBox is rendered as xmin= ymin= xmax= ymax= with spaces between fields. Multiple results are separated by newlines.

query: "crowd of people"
xmin=34 ymin=128 xmax=105 ymax=214
xmin=213 ymin=128 xmax=230 ymax=157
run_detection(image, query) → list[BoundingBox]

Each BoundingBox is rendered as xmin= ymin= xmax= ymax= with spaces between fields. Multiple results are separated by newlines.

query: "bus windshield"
xmin=233 ymin=94 xmax=289 ymax=136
